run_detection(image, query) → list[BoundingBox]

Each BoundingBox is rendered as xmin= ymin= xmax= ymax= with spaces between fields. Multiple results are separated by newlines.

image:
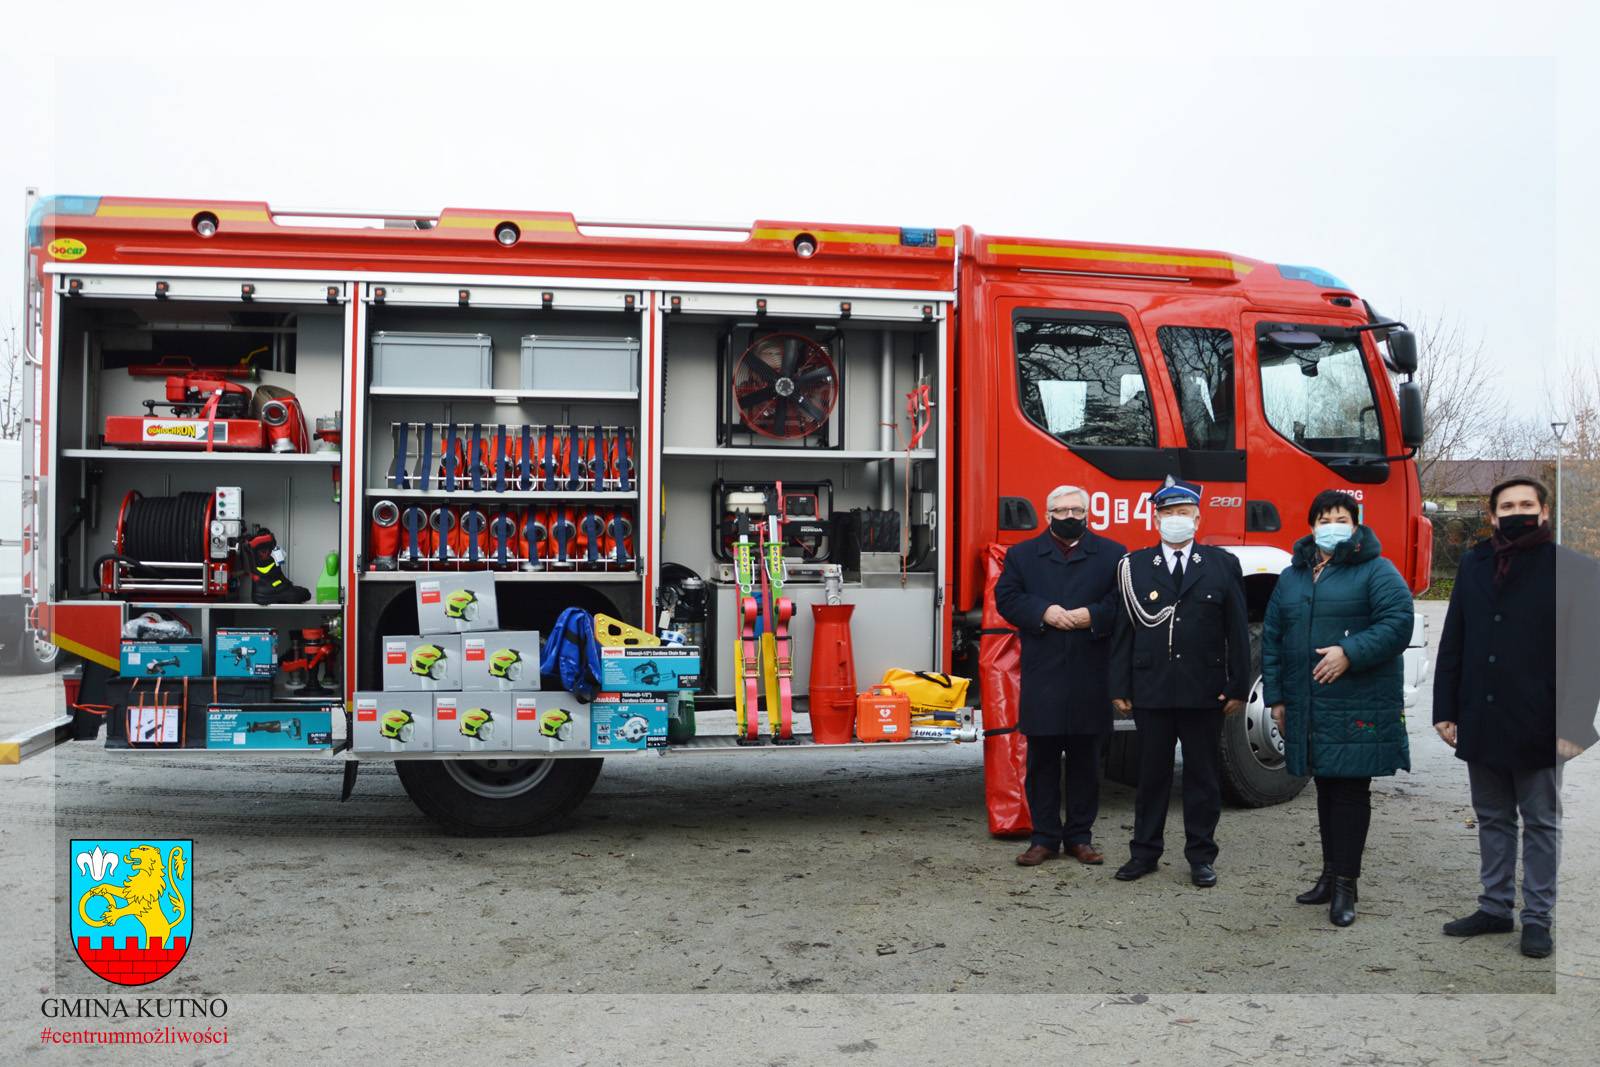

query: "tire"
xmin=1218 ymin=622 xmax=1309 ymax=807
xmin=394 ymin=756 xmax=604 ymax=836
xmin=1103 ymin=729 xmax=1140 ymax=787
xmin=3 ymin=617 xmax=59 ymax=674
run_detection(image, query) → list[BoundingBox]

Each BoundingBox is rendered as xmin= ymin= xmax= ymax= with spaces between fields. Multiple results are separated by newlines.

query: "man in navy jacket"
xmin=995 ymin=485 xmax=1127 ymax=868
xmin=1434 ymin=476 xmax=1599 ymax=959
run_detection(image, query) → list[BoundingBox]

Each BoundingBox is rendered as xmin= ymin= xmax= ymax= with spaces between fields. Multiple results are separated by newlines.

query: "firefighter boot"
xmin=246 ymin=527 xmax=311 ymax=604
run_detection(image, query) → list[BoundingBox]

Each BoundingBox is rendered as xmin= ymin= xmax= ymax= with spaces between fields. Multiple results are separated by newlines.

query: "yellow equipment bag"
xmin=878 ymin=669 xmax=971 ymax=715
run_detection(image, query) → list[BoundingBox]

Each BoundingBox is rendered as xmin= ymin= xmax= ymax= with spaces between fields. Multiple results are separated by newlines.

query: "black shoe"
xmin=1115 ymin=857 xmax=1159 ymax=881
xmin=1441 ymin=910 xmax=1515 ymax=937
xmin=1190 ymin=863 xmax=1217 ymax=888
xmin=1329 ymin=877 xmax=1358 ymax=926
xmin=1521 ymin=924 xmax=1553 ymax=958
xmin=1296 ymin=871 xmax=1335 ymax=905
xmin=247 ymin=527 xmax=311 ymax=604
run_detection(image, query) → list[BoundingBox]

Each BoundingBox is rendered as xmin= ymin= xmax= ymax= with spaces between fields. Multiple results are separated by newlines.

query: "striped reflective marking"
xmin=753 ymin=228 xmax=955 ymax=248
xmin=97 ymin=205 xmax=270 ymax=222
xmin=51 ymin=633 xmax=119 ymax=671
xmin=986 ymin=242 xmax=1253 ymax=275
xmin=435 ymin=216 xmax=577 ymax=232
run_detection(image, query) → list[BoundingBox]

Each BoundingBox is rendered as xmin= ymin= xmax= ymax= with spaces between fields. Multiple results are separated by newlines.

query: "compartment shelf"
xmin=63 ymin=449 xmax=341 ymax=464
xmin=127 ymin=601 xmax=344 ymax=612
xmin=360 ymin=570 xmax=639 ymax=583
xmin=662 ymin=446 xmax=935 ymax=461
xmin=369 ymin=386 xmax=639 ymax=403
xmin=368 ymin=488 xmax=635 ymax=502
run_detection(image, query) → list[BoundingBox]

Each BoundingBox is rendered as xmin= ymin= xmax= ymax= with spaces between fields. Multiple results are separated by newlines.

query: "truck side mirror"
xmin=1386 ymin=329 xmax=1419 ymax=375
xmin=1398 ymin=380 xmax=1424 ymax=450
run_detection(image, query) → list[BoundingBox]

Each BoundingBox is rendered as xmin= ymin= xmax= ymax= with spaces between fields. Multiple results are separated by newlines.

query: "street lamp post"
xmin=1551 ymin=421 xmax=1568 ymax=544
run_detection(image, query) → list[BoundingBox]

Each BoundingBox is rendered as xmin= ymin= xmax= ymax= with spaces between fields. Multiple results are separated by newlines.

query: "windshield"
xmin=1257 ymin=328 xmax=1383 ymax=456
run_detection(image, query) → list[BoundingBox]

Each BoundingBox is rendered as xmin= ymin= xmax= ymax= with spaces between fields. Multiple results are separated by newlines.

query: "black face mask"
xmin=1497 ymin=513 xmax=1543 ymax=540
xmin=1050 ymin=516 xmax=1086 ymax=541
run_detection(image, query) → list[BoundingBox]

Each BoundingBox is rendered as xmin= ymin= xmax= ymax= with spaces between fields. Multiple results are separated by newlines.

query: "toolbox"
xmin=509 ymin=693 xmax=591 ymax=753
xmin=352 ymin=691 xmax=435 ymax=753
xmin=461 ymin=631 xmax=541 ymax=691
xmin=415 ymin=571 xmax=500 ymax=634
xmin=381 ymin=634 xmax=463 ymax=691
xmin=372 ymin=331 xmax=494 ymax=390
xmin=599 ymin=646 xmax=701 ymax=693
xmin=213 ymin=628 xmax=278 ymax=679
xmin=590 ymin=692 xmax=669 ymax=751
xmin=120 ymin=639 xmax=204 ymax=679
xmin=434 ymin=692 xmax=513 ymax=753
xmin=205 ymin=705 xmax=335 ymax=750
xmin=520 ymin=335 xmax=640 ymax=393
xmin=854 ymin=685 xmax=912 ymax=742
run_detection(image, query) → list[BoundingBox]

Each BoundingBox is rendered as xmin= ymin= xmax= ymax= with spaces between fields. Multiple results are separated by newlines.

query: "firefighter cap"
xmin=1149 ymin=475 xmax=1203 ymax=509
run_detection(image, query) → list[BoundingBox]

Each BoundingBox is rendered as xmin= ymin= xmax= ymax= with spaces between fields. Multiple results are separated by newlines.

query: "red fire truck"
xmin=13 ymin=190 xmax=1430 ymax=832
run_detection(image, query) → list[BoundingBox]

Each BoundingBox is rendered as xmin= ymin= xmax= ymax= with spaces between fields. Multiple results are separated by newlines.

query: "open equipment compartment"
xmin=351 ymin=284 xmax=649 ymax=694
xmin=656 ymin=295 xmax=945 ymax=705
xmin=47 ymin=272 xmax=349 ymax=714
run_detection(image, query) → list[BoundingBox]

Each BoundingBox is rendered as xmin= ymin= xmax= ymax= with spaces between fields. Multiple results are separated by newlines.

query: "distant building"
xmin=1422 ymin=458 xmax=1554 ymax=512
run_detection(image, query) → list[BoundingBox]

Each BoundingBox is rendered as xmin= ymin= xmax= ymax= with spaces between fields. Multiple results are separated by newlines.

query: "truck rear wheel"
xmin=4 ymin=620 xmax=59 ymax=674
xmin=394 ymin=757 xmax=604 ymax=836
xmin=1218 ymin=623 xmax=1308 ymax=807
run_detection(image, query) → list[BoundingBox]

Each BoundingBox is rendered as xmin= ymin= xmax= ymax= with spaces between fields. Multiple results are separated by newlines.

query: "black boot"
xmin=1329 ymin=877 xmax=1358 ymax=927
xmin=1296 ymin=870 xmax=1334 ymax=905
xmin=246 ymin=527 xmax=310 ymax=604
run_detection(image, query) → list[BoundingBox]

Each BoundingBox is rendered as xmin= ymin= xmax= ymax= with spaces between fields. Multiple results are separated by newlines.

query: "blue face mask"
xmin=1314 ymin=522 xmax=1354 ymax=552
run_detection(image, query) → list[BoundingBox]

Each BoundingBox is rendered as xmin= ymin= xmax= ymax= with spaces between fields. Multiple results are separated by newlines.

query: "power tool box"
xmin=214 ymin=628 xmax=278 ymax=679
xmin=590 ymin=693 xmax=669 ymax=751
xmin=599 ymin=646 xmax=701 ymax=692
xmin=205 ymin=705 xmax=337 ymax=750
xmin=119 ymin=639 xmax=204 ymax=679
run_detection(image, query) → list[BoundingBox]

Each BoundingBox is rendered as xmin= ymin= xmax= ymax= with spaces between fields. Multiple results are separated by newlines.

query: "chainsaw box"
xmin=599 ymin=646 xmax=701 ymax=693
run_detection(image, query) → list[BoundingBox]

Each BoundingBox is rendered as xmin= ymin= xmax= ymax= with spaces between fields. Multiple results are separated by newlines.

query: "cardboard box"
xmin=599 ymin=646 xmax=701 ymax=692
xmin=120 ymin=639 xmax=204 ymax=679
xmin=415 ymin=572 xmax=499 ymax=634
xmin=461 ymin=630 xmax=541 ymax=691
xmin=509 ymin=692 xmax=591 ymax=753
xmin=590 ymin=693 xmax=668 ymax=751
xmin=205 ymin=705 xmax=335 ymax=749
xmin=214 ymin=629 xmax=278 ymax=679
xmin=434 ymin=691 xmax=513 ymax=753
xmin=381 ymin=634 xmax=462 ymax=691
xmin=352 ymin=691 xmax=434 ymax=753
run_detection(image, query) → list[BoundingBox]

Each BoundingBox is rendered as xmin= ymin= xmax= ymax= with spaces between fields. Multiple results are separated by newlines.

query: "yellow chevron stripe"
xmin=436 ymin=216 xmax=577 ymax=232
xmin=986 ymin=242 xmax=1253 ymax=275
xmin=97 ymin=205 xmax=270 ymax=222
xmin=0 ymin=742 xmax=19 ymax=764
xmin=51 ymin=633 xmax=120 ymax=672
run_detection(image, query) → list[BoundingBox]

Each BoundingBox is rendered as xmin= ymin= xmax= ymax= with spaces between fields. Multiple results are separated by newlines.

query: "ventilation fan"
xmin=731 ymin=332 xmax=839 ymax=441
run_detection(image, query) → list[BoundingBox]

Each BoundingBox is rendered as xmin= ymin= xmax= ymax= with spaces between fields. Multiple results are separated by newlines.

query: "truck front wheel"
xmin=394 ymin=757 xmax=603 ymax=836
xmin=1218 ymin=623 xmax=1308 ymax=807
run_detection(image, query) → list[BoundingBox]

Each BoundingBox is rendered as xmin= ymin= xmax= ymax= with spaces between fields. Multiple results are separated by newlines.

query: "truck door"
xmin=1138 ymin=310 xmax=1248 ymax=544
xmin=992 ymin=294 xmax=1182 ymax=546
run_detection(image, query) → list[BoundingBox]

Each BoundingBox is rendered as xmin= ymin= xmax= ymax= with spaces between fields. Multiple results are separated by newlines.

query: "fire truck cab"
xmin=15 ymin=191 xmax=1428 ymax=831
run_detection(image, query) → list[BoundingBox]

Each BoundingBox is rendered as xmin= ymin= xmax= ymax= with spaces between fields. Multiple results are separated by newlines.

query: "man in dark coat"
xmin=1109 ymin=476 xmax=1250 ymax=888
xmin=1433 ymin=476 xmax=1600 ymax=959
xmin=995 ymin=484 xmax=1127 ymax=867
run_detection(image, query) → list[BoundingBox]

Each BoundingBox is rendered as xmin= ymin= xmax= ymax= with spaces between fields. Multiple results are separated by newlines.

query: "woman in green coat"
xmin=1263 ymin=490 xmax=1414 ymax=927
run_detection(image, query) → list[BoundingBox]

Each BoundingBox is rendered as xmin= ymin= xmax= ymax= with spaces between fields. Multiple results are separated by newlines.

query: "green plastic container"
xmin=667 ymin=690 xmax=697 ymax=744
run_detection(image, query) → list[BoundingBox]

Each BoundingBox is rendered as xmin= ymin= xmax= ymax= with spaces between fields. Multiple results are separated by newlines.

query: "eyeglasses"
xmin=1047 ymin=507 xmax=1088 ymax=519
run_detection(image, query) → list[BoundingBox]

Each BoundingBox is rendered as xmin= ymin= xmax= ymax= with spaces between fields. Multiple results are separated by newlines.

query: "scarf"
xmin=1491 ymin=523 xmax=1553 ymax=588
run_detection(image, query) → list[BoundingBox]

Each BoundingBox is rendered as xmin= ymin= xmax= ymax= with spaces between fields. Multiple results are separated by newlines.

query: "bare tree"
xmin=1549 ymin=352 xmax=1600 ymax=557
xmin=1413 ymin=312 xmax=1501 ymax=494
xmin=0 ymin=313 xmax=22 ymax=440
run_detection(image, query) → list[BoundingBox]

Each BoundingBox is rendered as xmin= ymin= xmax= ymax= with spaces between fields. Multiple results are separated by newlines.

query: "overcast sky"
xmin=4 ymin=2 xmax=1594 ymax=433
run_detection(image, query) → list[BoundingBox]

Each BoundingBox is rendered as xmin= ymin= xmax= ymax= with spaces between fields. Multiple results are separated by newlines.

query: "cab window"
xmin=1014 ymin=312 xmax=1156 ymax=448
xmin=1256 ymin=327 xmax=1383 ymax=456
xmin=1156 ymin=326 xmax=1235 ymax=450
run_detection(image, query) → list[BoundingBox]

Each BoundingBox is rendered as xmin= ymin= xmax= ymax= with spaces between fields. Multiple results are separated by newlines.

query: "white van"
xmin=1 ymin=439 xmax=57 ymax=672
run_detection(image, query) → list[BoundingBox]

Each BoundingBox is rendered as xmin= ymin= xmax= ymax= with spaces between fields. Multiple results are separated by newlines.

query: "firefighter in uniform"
xmin=1109 ymin=476 xmax=1250 ymax=887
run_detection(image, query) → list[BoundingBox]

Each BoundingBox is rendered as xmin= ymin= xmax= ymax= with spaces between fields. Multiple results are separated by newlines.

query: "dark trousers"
xmin=1130 ymin=707 xmax=1223 ymax=865
xmin=1314 ymin=775 xmax=1372 ymax=878
xmin=1468 ymin=762 xmax=1562 ymax=927
xmin=1024 ymin=733 xmax=1106 ymax=850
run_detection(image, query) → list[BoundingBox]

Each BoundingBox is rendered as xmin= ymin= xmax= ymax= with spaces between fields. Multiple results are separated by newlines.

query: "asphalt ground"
xmin=2 ymin=599 xmax=1596 ymax=1063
